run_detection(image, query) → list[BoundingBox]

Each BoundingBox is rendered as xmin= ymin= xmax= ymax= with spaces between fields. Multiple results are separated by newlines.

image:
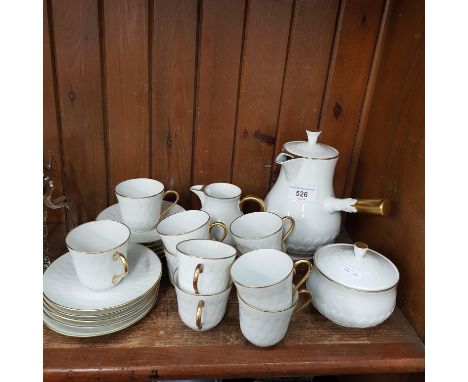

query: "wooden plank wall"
xmin=346 ymin=0 xmax=425 ymax=342
xmin=44 ymin=0 xmax=387 ymax=223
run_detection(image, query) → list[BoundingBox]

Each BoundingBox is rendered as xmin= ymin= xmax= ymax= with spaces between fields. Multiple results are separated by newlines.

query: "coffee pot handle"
xmin=352 ymin=199 xmax=390 ymax=215
xmin=324 ymin=197 xmax=390 ymax=216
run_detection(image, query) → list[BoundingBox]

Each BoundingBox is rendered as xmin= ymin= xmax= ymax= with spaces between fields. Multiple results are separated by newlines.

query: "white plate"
xmin=43 ymin=294 xmax=157 ymax=337
xmin=96 ymin=201 xmax=185 ymax=243
xmin=43 ymin=290 xmax=158 ymax=328
xmin=43 ymin=243 xmax=162 ymax=311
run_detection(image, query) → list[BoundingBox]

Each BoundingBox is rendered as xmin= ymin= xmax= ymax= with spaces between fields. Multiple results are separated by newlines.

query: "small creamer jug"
xmin=191 ymin=183 xmax=265 ymax=245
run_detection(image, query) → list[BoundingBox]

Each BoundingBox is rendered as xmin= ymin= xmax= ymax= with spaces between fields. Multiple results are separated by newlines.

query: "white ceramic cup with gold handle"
xmin=238 ymin=290 xmax=312 ymax=347
xmin=230 ymin=212 xmax=295 ymax=254
xmin=116 ymin=178 xmax=179 ymax=232
xmin=173 ymin=269 xmax=232 ymax=331
xmin=176 ymin=239 xmax=237 ymax=295
xmin=156 ymin=210 xmax=227 ymax=254
xmin=66 ymin=220 xmax=130 ymax=291
xmin=231 ymin=248 xmax=311 ymax=310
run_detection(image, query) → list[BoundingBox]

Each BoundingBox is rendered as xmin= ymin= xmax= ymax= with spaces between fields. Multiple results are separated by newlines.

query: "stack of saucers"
xmin=96 ymin=200 xmax=185 ymax=259
xmin=43 ymin=243 xmax=162 ymax=337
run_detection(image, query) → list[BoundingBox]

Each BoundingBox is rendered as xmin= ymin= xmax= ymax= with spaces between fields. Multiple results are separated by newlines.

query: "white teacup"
xmin=173 ymin=269 xmax=232 ymax=331
xmin=164 ymin=248 xmax=178 ymax=285
xmin=231 ymin=249 xmax=311 ymax=310
xmin=156 ymin=210 xmax=227 ymax=253
xmin=238 ymin=289 xmax=312 ymax=347
xmin=230 ymin=212 xmax=295 ymax=254
xmin=116 ymin=178 xmax=179 ymax=232
xmin=176 ymin=239 xmax=237 ymax=295
xmin=66 ymin=220 xmax=131 ymax=291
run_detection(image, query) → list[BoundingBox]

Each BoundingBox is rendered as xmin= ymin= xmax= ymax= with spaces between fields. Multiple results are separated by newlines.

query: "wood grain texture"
xmin=51 ymin=0 xmax=107 ymax=223
xmin=192 ymin=0 xmax=245 ymax=187
xmin=231 ymin=0 xmax=293 ymax=198
xmin=151 ymin=0 xmax=198 ymax=209
xmin=319 ymin=0 xmax=385 ymax=197
xmin=44 ymin=274 xmax=424 ymax=381
xmin=271 ymin=0 xmax=339 ymax=185
xmin=44 ymin=0 xmax=65 ymax=223
xmin=103 ymin=0 xmax=149 ymax=204
xmin=346 ymin=0 xmax=425 ymax=340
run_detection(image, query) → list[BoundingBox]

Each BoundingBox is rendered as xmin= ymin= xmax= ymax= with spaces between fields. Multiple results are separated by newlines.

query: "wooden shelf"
xmin=43 ymin=224 xmax=424 ymax=381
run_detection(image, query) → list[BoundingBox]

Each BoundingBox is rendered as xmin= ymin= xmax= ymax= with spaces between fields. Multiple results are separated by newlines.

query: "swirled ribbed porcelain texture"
xmin=231 ymin=249 xmax=295 ymax=311
xmin=44 ymin=243 xmax=162 ymax=310
xmin=176 ymin=240 xmax=236 ymax=295
xmin=174 ymin=271 xmax=231 ymax=331
xmin=306 ymin=268 xmax=396 ymax=328
xmin=116 ymin=179 xmax=169 ymax=232
xmin=264 ymin=130 xmax=361 ymax=256
xmin=238 ymin=294 xmax=297 ymax=347
xmin=96 ymin=201 xmax=185 ymax=243
xmin=164 ymin=249 xmax=178 ymax=285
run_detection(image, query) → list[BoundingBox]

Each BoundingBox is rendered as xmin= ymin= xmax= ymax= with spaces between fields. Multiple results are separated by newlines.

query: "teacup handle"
xmin=112 ymin=252 xmax=129 ymax=284
xmin=239 ymin=195 xmax=266 ymax=212
xmin=293 ymin=289 xmax=313 ymax=314
xmin=193 ymin=264 xmax=203 ymax=294
xmin=209 ymin=222 xmax=228 ymax=242
xmin=160 ymin=190 xmax=180 ymax=218
xmin=292 ymin=259 xmax=312 ymax=294
xmin=281 ymin=216 xmax=295 ymax=243
xmin=196 ymin=300 xmax=204 ymax=330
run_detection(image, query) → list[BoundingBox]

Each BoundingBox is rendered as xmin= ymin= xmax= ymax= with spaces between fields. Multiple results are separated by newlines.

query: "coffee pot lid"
xmin=283 ymin=130 xmax=338 ymax=159
xmin=314 ymin=242 xmax=399 ymax=291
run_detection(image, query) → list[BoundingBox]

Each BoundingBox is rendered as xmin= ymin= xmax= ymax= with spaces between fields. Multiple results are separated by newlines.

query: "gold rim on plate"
xmin=43 ymin=271 xmax=162 ymax=313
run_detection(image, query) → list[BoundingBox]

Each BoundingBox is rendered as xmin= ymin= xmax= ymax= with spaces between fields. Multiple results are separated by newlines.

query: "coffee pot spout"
xmin=190 ymin=185 xmax=207 ymax=208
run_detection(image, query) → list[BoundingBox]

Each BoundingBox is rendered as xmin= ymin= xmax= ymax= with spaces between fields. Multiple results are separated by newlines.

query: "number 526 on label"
xmin=288 ymin=185 xmax=317 ymax=202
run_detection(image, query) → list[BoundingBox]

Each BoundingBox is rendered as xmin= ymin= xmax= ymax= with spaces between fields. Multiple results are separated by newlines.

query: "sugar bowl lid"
xmin=314 ymin=242 xmax=399 ymax=291
xmin=283 ymin=130 xmax=338 ymax=159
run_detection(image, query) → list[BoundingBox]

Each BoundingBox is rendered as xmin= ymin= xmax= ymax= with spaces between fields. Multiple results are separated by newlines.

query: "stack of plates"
xmin=43 ymin=243 xmax=162 ymax=337
xmin=96 ymin=201 xmax=185 ymax=259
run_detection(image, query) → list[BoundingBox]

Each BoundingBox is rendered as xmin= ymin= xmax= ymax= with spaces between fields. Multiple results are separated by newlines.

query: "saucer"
xmin=43 ymin=294 xmax=157 ymax=337
xmin=43 ymin=243 xmax=162 ymax=311
xmin=96 ymin=201 xmax=185 ymax=243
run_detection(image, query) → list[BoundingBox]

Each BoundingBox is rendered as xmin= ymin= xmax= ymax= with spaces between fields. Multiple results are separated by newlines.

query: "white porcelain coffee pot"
xmin=190 ymin=183 xmax=265 ymax=245
xmin=264 ymin=130 xmax=389 ymax=257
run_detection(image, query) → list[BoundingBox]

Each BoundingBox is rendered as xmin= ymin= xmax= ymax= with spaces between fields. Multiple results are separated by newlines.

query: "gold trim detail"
xmin=239 ymin=195 xmax=266 ymax=212
xmin=66 ymin=220 xmax=131 ymax=255
xmin=230 ymin=211 xmax=284 ymax=240
xmin=160 ymin=190 xmax=180 ymax=218
xmin=173 ymin=269 xmax=233 ymax=297
xmin=209 ymin=221 xmax=228 ymax=242
xmin=196 ymin=300 xmax=204 ymax=330
xmin=193 ymin=264 xmax=203 ymax=294
xmin=44 ymin=269 xmax=163 ymax=313
xmin=293 ymin=289 xmax=312 ymax=315
xmin=313 ymin=254 xmax=399 ymax=293
xmin=281 ymin=216 xmax=295 ymax=243
xmin=292 ymin=260 xmax=312 ymax=293
xmin=156 ymin=210 xmax=210 ymax=236
xmin=115 ymin=178 xmax=165 ymax=199
xmin=176 ymin=239 xmax=236 ymax=260
xmin=112 ymin=252 xmax=129 ymax=284
xmin=232 ymin=251 xmax=296 ymax=289
xmin=352 ymin=198 xmax=390 ymax=216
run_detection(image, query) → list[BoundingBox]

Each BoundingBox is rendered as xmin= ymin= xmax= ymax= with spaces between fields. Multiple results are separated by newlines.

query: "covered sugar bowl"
xmin=306 ymin=242 xmax=399 ymax=328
